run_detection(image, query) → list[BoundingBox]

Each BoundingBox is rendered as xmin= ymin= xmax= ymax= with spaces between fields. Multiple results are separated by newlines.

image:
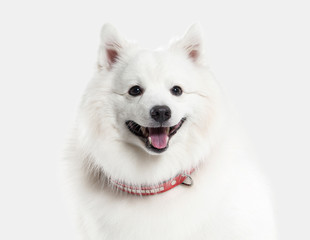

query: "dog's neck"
xmin=109 ymin=170 xmax=194 ymax=196
xmin=84 ymin=158 xmax=194 ymax=196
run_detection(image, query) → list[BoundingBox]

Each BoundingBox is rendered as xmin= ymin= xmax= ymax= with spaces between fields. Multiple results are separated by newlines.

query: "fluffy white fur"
xmin=64 ymin=24 xmax=277 ymax=240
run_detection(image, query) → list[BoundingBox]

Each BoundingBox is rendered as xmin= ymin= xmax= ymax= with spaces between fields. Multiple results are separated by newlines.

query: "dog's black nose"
xmin=150 ymin=105 xmax=171 ymax=124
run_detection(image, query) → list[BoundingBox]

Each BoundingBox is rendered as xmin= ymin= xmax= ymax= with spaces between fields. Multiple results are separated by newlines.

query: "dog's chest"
xmin=80 ymin=169 xmax=234 ymax=240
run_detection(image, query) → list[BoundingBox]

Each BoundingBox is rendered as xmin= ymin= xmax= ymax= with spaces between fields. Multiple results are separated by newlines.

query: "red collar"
xmin=110 ymin=169 xmax=194 ymax=196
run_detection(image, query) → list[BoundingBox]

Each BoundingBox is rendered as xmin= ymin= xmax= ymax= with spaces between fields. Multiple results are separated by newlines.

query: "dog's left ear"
xmin=171 ymin=23 xmax=204 ymax=64
xmin=97 ymin=24 xmax=128 ymax=71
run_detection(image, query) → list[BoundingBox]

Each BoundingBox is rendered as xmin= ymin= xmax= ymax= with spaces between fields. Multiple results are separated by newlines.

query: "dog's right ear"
xmin=97 ymin=24 xmax=127 ymax=71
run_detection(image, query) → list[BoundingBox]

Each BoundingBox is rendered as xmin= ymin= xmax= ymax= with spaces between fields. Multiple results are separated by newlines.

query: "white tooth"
xmin=159 ymin=187 xmax=164 ymax=191
xmin=148 ymin=137 xmax=152 ymax=144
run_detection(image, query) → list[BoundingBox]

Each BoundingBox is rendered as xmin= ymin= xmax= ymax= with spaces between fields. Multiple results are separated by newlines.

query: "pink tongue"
xmin=148 ymin=128 xmax=169 ymax=149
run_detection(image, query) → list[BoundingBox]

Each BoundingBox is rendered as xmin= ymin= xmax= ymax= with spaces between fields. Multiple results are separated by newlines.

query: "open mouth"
xmin=125 ymin=118 xmax=186 ymax=153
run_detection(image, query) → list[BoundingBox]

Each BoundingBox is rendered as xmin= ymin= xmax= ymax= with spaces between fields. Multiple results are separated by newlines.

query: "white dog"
xmin=64 ymin=24 xmax=277 ymax=240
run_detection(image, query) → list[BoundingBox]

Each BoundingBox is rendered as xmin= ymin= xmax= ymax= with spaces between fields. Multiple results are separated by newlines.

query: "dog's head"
xmin=77 ymin=24 xmax=224 ymax=184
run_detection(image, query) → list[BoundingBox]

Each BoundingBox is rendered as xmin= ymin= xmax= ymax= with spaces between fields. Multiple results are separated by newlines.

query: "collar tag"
xmin=181 ymin=174 xmax=194 ymax=186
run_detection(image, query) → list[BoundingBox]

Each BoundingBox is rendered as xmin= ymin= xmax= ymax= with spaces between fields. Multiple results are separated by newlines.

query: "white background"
xmin=0 ymin=0 xmax=309 ymax=239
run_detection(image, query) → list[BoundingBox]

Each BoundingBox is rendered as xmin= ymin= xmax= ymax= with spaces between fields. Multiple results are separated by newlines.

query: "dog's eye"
xmin=170 ymin=86 xmax=183 ymax=96
xmin=128 ymin=85 xmax=143 ymax=96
